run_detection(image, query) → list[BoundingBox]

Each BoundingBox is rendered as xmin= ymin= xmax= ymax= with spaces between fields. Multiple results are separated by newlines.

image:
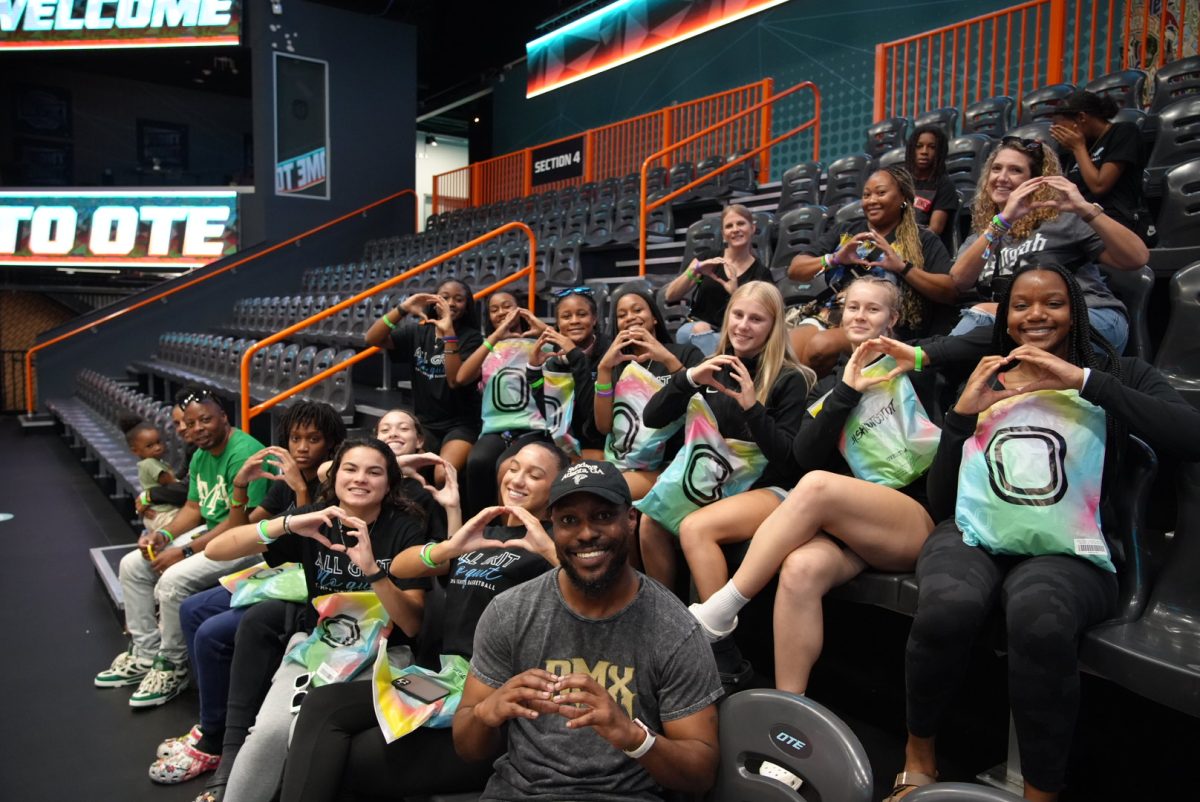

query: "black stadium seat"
xmin=693 ymin=154 xmax=727 ymax=200
xmin=1153 ymin=260 xmax=1200 ymax=409
xmin=963 ymin=95 xmax=1015 ymax=137
xmin=914 ymin=106 xmax=959 ymax=137
xmin=1020 ymin=82 xmax=1076 ymax=123
xmin=1148 ymin=54 xmax=1200 ymax=113
xmin=1100 ymin=265 xmax=1155 ymax=360
xmin=946 ymin=133 xmax=997 ymax=206
xmin=720 ymin=149 xmax=758 ymax=194
xmin=770 ymin=205 xmax=828 ymax=274
xmin=877 ymin=146 xmax=906 ymax=171
xmin=1085 ymin=68 xmax=1149 ymax=110
xmin=680 ymin=216 xmax=722 ymax=268
xmin=1144 ymin=98 xmax=1200 ymax=197
xmin=822 ymin=154 xmax=873 ymax=211
xmin=777 ymin=161 xmax=823 ymax=214
xmin=866 ymin=116 xmax=910 ymax=157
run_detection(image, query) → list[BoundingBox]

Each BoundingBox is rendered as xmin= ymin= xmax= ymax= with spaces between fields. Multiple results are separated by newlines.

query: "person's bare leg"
xmin=788 ymin=325 xmax=820 ymax=365
xmin=772 ymin=537 xmax=865 ymax=694
xmin=678 ymin=490 xmax=781 ymax=600
xmin=621 ymin=469 xmax=662 ymax=501
xmin=801 ymin=328 xmax=851 ymax=378
xmin=438 ymin=439 xmax=472 ymax=486
xmin=892 ymin=733 xmax=938 ymax=796
xmin=732 ymin=472 xmax=931 ymax=600
xmin=581 ymin=448 xmax=605 ymax=461
xmin=638 ymin=514 xmax=677 ymax=590
xmin=1022 ymin=782 xmax=1058 ymax=802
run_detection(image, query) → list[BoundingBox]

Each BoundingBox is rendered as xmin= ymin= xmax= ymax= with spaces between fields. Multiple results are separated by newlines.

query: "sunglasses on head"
xmin=1001 ymin=136 xmax=1045 ymax=156
xmin=177 ymin=389 xmax=216 ymax=410
xmin=552 ymin=286 xmax=594 ymax=299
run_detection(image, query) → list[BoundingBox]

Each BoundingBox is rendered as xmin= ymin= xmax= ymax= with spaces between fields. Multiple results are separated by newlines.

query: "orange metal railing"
xmin=432 ymin=79 xmax=774 ymax=215
xmin=874 ymin=0 xmax=1200 ymax=122
xmin=24 ymin=189 xmax=419 ymax=416
xmin=238 ymin=222 xmax=537 ymax=430
xmin=636 ymin=81 xmax=820 ymax=276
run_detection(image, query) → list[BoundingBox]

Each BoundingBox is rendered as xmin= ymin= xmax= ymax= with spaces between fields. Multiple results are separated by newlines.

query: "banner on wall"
xmin=526 ymin=0 xmax=788 ymax=98
xmin=530 ymin=135 xmax=585 ymax=187
xmin=0 ymin=190 xmax=239 ymax=268
xmin=274 ymin=52 xmax=330 ymax=200
xmin=0 ymin=0 xmax=241 ymax=51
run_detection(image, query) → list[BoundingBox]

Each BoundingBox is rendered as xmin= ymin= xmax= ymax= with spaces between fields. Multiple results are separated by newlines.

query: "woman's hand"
xmin=501 ymin=505 xmax=559 ymax=564
xmin=330 ymin=513 xmax=378 ymax=575
xmin=1049 ymin=123 xmax=1086 ymax=153
xmin=623 ymin=327 xmax=675 ymax=367
xmin=444 ymin=506 xmax=512 ymax=558
xmin=999 ymin=177 xmax=1048 ymax=224
xmin=491 ymin=309 xmax=521 ymax=341
xmin=429 ymin=296 xmax=456 ymax=338
xmin=394 ymin=451 xmax=445 ymax=479
xmin=842 ymin=341 xmax=903 ymax=392
xmin=831 ymin=235 xmax=863 ymax=268
xmin=852 ymin=231 xmax=905 ymax=272
xmin=861 ymin=336 xmax=919 ymax=372
xmin=236 ymin=446 xmax=303 ymax=493
xmin=599 ymin=329 xmax=638 ymax=371
xmin=426 ymin=463 xmax=461 ymax=511
xmin=398 ymin=293 xmax=441 ymax=322
xmin=954 ymin=355 xmax=1022 ymax=416
xmin=286 ymin=507 xmax=349 ymax=550
xmin=689 ymin=354 xmax=757 ymax=410
xmin=1005 ymin=345 xmax=1087 ymax=393
xmin=528 ymin=328 xmax=576 ymax=368
xmin=693 ymin=257 xmax=737 ymax=295
xmin=1026 ymin=174 xmax=1094 ymax=217
xmin=517 ymin=308 xmax=548 ymax=336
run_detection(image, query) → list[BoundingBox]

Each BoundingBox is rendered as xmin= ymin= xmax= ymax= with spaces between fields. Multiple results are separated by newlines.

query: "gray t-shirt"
xmin=959 ymin=213 xmax=1125 ymax=313
xmin=470 ymin=569 xmax=723 ymax=802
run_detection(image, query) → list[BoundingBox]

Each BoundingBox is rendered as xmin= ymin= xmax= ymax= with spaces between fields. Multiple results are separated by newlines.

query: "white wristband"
xmin=622 ymin=718 xmax=656 ymax=759
xmin=685 ymin=367 xmax=700 ymax=388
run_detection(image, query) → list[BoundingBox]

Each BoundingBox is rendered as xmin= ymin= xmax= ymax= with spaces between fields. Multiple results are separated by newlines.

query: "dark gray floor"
xmin=0 ymin=415 xmax=1190 ymax=801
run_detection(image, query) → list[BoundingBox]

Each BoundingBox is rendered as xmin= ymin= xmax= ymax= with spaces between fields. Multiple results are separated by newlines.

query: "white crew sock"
xmin=692 ymin=581 xmax=750 ymax=638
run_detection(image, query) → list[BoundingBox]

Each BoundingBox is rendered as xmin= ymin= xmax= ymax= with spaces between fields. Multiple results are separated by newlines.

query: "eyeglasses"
xmin=1000 ymin=136 xmax=1044 ymax=156
xmin=552 ymin=286 xmax=594 ymax=298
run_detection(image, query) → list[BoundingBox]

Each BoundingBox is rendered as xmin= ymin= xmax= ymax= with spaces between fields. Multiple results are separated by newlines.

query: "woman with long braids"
xmin=946 ymin=137 xmax=1148 ymax=353
xmin=365 ymin=279 xmax=484 ymax=479
xmin=905 ymin=124 xmax=959 ymax=252
xmin=788 ymin=166 xmax=959 ymax=376
xmin=879 ymin=263 xmax=1200 ymax=800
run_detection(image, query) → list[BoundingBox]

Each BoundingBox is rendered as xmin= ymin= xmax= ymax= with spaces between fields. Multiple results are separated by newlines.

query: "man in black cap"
xmin=452 ymin=460 xmax=723 ymax=801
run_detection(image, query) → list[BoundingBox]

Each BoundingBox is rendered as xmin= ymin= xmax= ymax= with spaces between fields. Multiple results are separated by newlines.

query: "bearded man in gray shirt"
xmin=453 ymin=460 xmax=723 ymax=801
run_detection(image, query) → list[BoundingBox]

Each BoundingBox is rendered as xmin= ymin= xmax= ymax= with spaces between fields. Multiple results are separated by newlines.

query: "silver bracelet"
xmin=282 ymin=514 xmax=293 ymax=535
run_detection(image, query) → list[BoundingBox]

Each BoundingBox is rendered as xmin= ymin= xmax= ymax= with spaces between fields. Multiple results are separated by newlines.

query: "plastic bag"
xmin=285 ymin=592 xmax=392 ymax=686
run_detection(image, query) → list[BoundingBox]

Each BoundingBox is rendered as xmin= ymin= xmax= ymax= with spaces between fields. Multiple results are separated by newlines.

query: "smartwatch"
xmin=623 ymin=718 xmax=657 ymax=758
xmin=363 ymin=567 xmax=390 ymax=583
xmin=900 ymin=261 xmax=915 ymax=277
xmin=181 ymin=545 xmax=195 ymax=558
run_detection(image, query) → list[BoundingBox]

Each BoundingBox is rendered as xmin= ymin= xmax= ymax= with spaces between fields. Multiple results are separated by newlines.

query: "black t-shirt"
xmin=913 ymin=172 xmax=960 ymax=253
xmin=803 ymin=220 xmax=956 ymax=339
xmin=389 ymin=319 xmax=484 ymax=432
xmin=1061 ymin=121 xmax=1144 ymax=233
xmin=258 ymin=474 xmax=322 ymax=517
xmin=264 ymin=501 xmax=432 ymax=630
xmin=688 ymin=256 xmax=774 ymax=327
xmin=441 ymin=524 xmax=554 ymax=657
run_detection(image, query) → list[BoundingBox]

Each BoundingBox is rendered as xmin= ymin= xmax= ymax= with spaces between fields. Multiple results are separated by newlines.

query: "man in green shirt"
xmin=96 ymin=390 xmax=269 ymax=707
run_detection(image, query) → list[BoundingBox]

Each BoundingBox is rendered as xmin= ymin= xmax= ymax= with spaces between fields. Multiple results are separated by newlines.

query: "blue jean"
xmin=949 ymin=306 xmax=1128 ymax=356
xmin=676 ymin=321 xmax=720 ymax=357
xmin=181 ymin=585 xmax=247 ymax=737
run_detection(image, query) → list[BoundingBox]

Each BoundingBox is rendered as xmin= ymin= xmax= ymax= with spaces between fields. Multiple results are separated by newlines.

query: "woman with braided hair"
xmin=787 ymin=166 xmax=960 ymax=376
xmin=947 ymin=136 xmax=1148 ymax=354
xmin=878 ymin=262 xmax=1200 ymax=800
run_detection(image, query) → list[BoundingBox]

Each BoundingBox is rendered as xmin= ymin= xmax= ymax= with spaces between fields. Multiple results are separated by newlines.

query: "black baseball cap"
xmin=547 ymin=460 xmax=633 ymax=509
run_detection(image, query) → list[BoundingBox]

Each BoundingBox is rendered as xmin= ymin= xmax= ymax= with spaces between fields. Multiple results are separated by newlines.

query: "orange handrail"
xmin=24 ymin=189 xmax=419 ymax=415
xmin=637 ymin=81 xmax=821 ymax=276
xmin=239 ymin=222 xmax=537 ymax=430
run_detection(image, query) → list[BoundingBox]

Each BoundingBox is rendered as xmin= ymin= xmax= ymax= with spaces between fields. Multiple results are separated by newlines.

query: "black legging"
xmin=905 ymin=520 xmax=1117 ymax=792
xmin=280 ymin=680 xmax=493 ymax=802
xmin=463 ymin=429 xmax=546 ymax=516
xmin=208 ymin=599 xmax=307 ymax=791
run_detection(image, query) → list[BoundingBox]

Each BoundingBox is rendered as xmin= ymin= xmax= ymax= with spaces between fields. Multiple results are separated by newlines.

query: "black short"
xmin=423 ymin=423 xmax=480 ymax=452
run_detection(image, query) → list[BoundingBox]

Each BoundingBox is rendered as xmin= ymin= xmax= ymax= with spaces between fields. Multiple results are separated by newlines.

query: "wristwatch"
xmin=900 ymin=261 xmax=915 ymax=277
xmin=623 ymin=718 xmax=657 ymax=758
xmin=181 ymin=545 xmax=195 ymax=558
xmin=363 ymin=567 xmax=390 ymax=583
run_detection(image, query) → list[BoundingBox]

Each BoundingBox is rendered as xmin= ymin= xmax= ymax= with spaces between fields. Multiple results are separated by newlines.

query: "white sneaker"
xmin=129 ymin=656 xmax=189 ymax=707
xmin=94 ymin=648 xmax=154 ymax=688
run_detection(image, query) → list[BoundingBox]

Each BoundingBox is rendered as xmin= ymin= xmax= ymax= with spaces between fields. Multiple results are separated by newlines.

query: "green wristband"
xmin=420 ymin=541 xmax=441 ymax=568
xmin=257 ymin=518 xmax=276 ymax=545
xmin=157 ymin=528 xmax=174 ymax=543
xmin=913 ymin=346 xmax=924 ymax=372
xmin=381 ymin=313 xmax=398 ymax=331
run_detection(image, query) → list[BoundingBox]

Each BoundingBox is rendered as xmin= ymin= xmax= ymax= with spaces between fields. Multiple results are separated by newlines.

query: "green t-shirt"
xmin=187 ymin=428 xmax=268 ymax=529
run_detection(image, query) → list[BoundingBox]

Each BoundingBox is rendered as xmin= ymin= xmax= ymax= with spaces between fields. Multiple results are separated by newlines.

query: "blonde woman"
xmin=664 ymin=204 xmax=773 ymax=356
xmin=946 ymin=137 xmax=1148 ymax=353
xmin=788 ymin=167 xmax=958 ymax=375
xmin=638 ymin=283 xmax=814 ymax=614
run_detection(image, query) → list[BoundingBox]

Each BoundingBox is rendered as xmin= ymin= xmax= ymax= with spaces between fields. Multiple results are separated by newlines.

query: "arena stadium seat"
xmin=1153 ymin=260 xmax=1200 ymax=409
xmin=823 ymin=154 xmax=873 ymax=211
xmin=1100 ymin=265 xmax=1154 ymax=360
xmin=905 ymin=783 xmax=1024 ymax=801
xmin=693 ymin=153 xmax=728 ymax=199
xmin=1144 ymin=98 xmax=1200 ymax=197
xmin=867 ymin=116 xmax=911 ymax=157
xmin=777 ymin=161 xmax=823 ymax=214
xmin=963 ymin=96 xmax=1015 ymax=137
xmin=1148 ymin=55 xmax=1200 ymax=113
xmin=1002 ymin=121 xmax=1055 ymax=147
xmin=1085 ymin=68 xmax=1149 ymax=109
xmin=680 ymin=216 xmax=722 ymax=267
xmin=548 ymin=242 xmax=583 ymax=288
xmin=914 ymin=107 xmax=960 ymax=137
xmin=770 ymin=205 xmax=828 ymax=274
xmin=834 ymin=199 xmax=865 ymax=226
xmin=877 ymin=146 xmax=906 ymax=171
xmin=1019 ymin=82 xmax=1076 ymax=123
xmin=654 ymin=285 xmax=690 ymax=337
xmin=1148 ymin=158 xmax=1200 ymax=275
xmin=584 ymin=200 xmax=616 ymax=247
xmin=706 ymin=689 xmax=873 ymax=802
xmin=721 ymin=149 xmax=759 ymax=194
xmin=668 ymin=161 xmax=697 ymax=202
